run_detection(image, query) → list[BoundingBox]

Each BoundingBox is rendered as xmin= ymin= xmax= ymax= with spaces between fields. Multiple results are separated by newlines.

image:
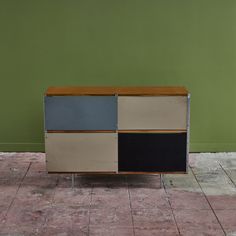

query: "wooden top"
xmin=45 ymin=86 xmax=188 ymax=96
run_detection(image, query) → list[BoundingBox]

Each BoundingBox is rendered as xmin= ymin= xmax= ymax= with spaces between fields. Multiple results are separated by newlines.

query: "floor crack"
xmin=161 ymin=175 xmax=181 ymax=236
xmin=2 ymin=161 xmax=32 ymax=225
xmin=126 ymin=176 xmax=136 ymax=236
xmin=87 ymin=183 xmax=94 ymax=236
xmin=38 ymin=175 xmax=59 ymax=235
xmin=190 ymin=166 xmax=227 ymax=236
xmin=219 ymin=163 xmax=236 ymax=188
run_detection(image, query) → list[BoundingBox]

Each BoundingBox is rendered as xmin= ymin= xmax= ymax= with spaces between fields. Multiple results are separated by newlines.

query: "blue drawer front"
xmin=44 ymin=96 xmax=117 ymax=130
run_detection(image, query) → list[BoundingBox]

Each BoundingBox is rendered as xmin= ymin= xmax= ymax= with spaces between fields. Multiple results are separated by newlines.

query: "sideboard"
xmin=44 ymin=87 xmax=190 ymax=178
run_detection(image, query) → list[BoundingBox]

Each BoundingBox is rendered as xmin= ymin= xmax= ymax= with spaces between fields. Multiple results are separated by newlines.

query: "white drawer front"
xmin=45 ymin=133 xmax=117 ymax=172
xmin=118 ymin=96 xmax=187 ymax=130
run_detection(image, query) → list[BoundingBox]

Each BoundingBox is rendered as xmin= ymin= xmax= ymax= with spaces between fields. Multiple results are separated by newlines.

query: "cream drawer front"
xmin=118 ymin=96 xmax=187 ymax=130
xmin=45 ymin=133 xmax=117 ymax=172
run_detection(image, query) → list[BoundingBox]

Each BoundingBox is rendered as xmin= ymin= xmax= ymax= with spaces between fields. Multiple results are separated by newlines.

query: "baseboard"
xmin=0 ymin=143 xmax=44 ymax=152
xmin=190 ymin=143 xmax=236 ymax=152
xmin=0 ymin=142 xmax=236 ymax=152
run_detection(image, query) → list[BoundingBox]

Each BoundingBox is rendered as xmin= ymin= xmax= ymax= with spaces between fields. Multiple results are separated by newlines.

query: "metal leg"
xmin=71 ymin=174 xmax=75 ymax=189
xmin=160 ymin=174 xmax=163 ymax=188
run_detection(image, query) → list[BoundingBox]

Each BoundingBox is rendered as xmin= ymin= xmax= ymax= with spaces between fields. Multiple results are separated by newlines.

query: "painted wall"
xmin=0 ymin=0 xmax=235 ymax=152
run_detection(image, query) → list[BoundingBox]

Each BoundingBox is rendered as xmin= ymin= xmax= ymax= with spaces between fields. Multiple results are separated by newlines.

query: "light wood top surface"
xmin=45 ymin=86 xmax=188 ymax=96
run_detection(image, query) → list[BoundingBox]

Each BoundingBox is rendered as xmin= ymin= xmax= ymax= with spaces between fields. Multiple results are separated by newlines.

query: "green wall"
xmin=0 ymin=0 xmax=236 ymax=152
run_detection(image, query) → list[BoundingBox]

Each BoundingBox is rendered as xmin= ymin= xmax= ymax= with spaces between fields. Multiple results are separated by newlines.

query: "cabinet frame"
xmin=44 ymin=87 xmax=190 ymax=175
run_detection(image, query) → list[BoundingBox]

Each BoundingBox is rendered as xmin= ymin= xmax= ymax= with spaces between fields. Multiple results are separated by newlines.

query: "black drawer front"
xmin=118 ymin=133 xmax=187 ymax=172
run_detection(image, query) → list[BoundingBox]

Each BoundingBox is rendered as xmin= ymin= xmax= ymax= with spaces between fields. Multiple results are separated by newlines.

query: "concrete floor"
xmin=0 ymin=153 xmax=236 ymax=236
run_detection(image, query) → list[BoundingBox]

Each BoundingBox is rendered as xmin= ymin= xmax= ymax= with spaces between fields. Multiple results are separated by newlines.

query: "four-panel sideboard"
xmin=44 ymin=87 xmax=190 ymax=174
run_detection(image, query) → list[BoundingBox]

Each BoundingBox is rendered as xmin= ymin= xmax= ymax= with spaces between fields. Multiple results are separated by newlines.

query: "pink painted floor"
xmin=0 ymin=152 xmax=236 ymax=236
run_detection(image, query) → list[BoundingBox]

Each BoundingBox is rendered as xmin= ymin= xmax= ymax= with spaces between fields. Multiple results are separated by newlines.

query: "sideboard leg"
xmin=160 ymin=174 xmax=163 ymax=188
xmin=71 ymin=174 xmax=75 ymax=189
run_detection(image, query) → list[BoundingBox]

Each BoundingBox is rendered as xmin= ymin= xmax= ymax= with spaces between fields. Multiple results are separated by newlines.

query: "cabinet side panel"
xmin=118 ymin=133 xmax=187 ymax=172
xmin=45 ymin=133 xmax=118 ymax=172
xmin=118 ymin=96 xmax=187 ymax=130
